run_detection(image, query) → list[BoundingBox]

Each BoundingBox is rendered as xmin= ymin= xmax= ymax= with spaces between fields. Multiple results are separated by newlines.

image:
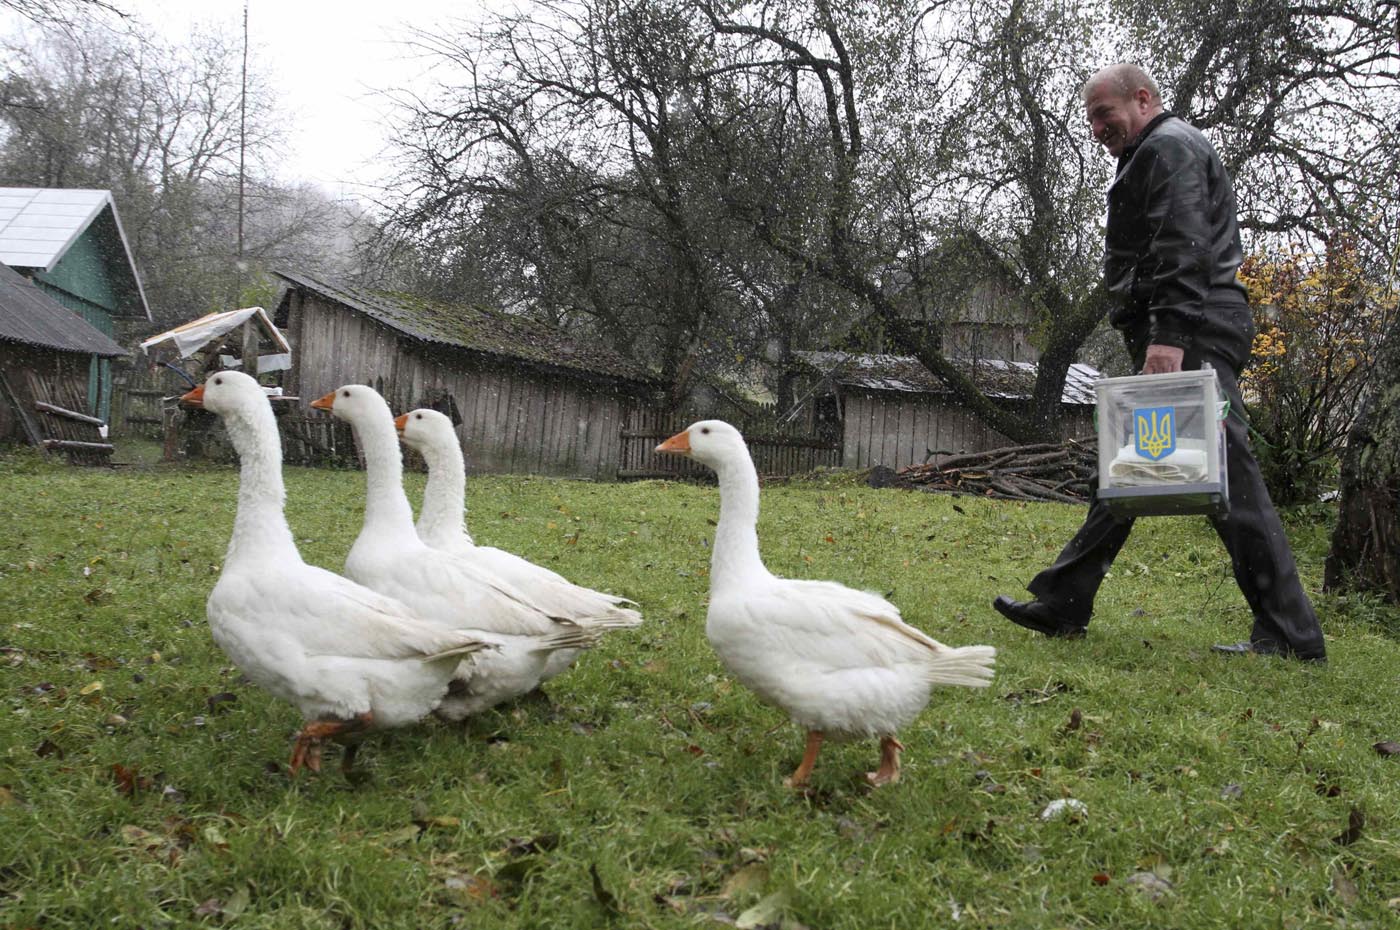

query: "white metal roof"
xmin=0 ymin=187 xmax=150 ymax=320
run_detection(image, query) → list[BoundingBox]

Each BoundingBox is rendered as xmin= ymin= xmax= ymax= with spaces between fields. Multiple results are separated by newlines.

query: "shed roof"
xmin=0 ymin=187 xmax=151 ymax=320
xmin=141 ymin=306 xmax=290 ymax=360
xmin=0 ymin=263 xmax=128 ymax=357
xmin=275 ymin=269 xmax=661 ymax=385
xmin=796 ymin=351 xmax=1099 ymax=406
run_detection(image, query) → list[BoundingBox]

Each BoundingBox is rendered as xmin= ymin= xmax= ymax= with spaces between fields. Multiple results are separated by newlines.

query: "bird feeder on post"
xmin=138 ymin=307 xmax=294 ymax=460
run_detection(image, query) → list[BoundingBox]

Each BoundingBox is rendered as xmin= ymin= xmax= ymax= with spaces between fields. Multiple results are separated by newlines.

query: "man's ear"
xmin=1133 ymin=87 xmax=1154 ymax=111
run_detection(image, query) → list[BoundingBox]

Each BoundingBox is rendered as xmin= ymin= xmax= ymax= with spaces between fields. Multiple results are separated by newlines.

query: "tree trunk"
xmin=1324 ymin=325 xmax=1400 ymax=601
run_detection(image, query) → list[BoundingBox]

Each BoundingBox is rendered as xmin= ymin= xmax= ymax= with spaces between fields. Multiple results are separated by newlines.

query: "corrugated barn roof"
xmin=797 ymin=351 xmax=1099 ymax=406
xmin=0 ymin=263 xmax=128 ymax=357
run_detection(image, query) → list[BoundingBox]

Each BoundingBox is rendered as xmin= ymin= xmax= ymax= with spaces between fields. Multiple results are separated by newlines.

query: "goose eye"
xmin=214 ymin=377 xmax=222 ymax=385
xmin=415 ymin=413 xmax=422 ymax=419
xmin=342 ymin=390 xmax=350 ymax=398
xmin=701 ymin=427 xmax=710 ymax=435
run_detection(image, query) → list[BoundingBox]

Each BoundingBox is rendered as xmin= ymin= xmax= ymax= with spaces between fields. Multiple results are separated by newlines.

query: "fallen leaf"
xmin=1333 ymin=807 xmax=1365 ymax=846
xmin=1125 ymin=871 xmax=1173 ymax=900
xmin=206 ymin=692 xmax=239 ymax=713
xmin=1331 ymin=868 xmax=1360 ymax=907
xmin=382 ymin=824 xmax=423 ymax=846
xmin=34 ymin=739 xmax=64 ymax=759
xmin=112 ymin=763 xmax=153 ymax=797
xmin=416 ymin=815 xmax=461 ymax=830
xmin=222 ymin=885 xmax=250 ymax=918
xmin=1314 ymin=774 xmax=1342 ymax=797
xmin=119 ymin=825 xmax=167 ymax=854
xmin=736 ymin=890 xmax=790 ymax=929
xmin=193 ymin=898 xmax=223 ymax=917
xmin=79 ymin=681 xmax=104 ymax=696
xmin=1065 ymin=708 xmax=1083 ymax=731
xmin=1091 ymin=872 xmax=1111 ymax=885
xmin=1373 ymin=740 xmax=1400 ymax=756
xmin=443 ymin=873 xmax=499 ymax=904
xmin=1039 ymin=799 xmax=1087 ymax=821
xmin=1219 ymin=783 xmax=1243 ymax=800
xmin=721 ymin=863 xmax=770 ymax=899
xmin=0 ymin=786 xmax=16 ymax=806
xmin=202 ymin=824 xmax=229 ymax=850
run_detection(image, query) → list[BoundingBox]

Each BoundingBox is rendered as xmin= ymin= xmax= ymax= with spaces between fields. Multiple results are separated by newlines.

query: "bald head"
xmin=1082 ymin=64 xmax=1162 ymax=105
xmin=1082 ymin=64 xmax=1165 ymax=158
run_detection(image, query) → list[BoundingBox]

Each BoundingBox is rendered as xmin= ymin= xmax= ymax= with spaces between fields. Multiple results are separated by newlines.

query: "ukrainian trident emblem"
xmin=1134 ymin=406 xmax=1175 ymax=460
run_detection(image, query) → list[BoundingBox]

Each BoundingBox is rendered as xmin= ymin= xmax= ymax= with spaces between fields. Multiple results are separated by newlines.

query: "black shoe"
xmin=992 ymin=596 xmax=1086 ymax=639
xmin=1211 ymin=641 xmax=1327 ymax=665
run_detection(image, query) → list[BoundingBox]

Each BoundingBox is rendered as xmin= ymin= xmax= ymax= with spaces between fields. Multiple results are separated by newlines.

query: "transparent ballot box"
xmin=1095 ymin=368 xmax=1229 ymax=517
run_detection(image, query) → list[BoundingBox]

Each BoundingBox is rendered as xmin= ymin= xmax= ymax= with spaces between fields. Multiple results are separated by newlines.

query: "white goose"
xmin=312 ymin=384 xmax=596 ymax=717
xmin=657 ymin=420 xmax=996 ymax=787
xmin=396 ymin=407 xmax=642 ymax=678
xmin=183 ymin=371 xmax=491 ymax=775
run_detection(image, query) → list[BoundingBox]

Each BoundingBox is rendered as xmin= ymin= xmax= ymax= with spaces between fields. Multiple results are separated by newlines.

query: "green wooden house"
xmin=0 ymin=188 xmax=151 ymax=422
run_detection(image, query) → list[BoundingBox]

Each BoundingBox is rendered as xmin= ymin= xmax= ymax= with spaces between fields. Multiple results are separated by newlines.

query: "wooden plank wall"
xmin=841 ymin=392 xmax=1016 ymax=470
xmin=618 ymin=407 xmax=842 ymax=480
xmin=0 ymin=344 xmax=110 ymax=463
xmin=287 ymin=295 xmax=641 ymax=480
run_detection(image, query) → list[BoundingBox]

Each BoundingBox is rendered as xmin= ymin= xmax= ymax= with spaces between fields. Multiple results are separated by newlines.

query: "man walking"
xmin=992 ymin=63 xmax=1327 ymax=663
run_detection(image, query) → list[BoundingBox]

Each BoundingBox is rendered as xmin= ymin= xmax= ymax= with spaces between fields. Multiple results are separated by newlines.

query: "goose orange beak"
xmin=310 ymin=391 xmax=336 ymax=411
xmin=656 ymin=429 xmax=691 ymax=455
xmin=393 ymin=413 xmax=409 ymax=435
xmin=179 ymin=384 xmax=205 ymax=407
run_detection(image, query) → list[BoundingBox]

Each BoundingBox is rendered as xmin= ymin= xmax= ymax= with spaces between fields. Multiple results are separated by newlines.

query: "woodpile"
xmin=894 ymin=440 xmax=1097 ymax=503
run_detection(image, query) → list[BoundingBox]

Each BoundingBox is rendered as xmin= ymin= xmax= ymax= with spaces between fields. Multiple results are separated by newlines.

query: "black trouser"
xmin=1025 ymin=339 xmax=1326 ymax=659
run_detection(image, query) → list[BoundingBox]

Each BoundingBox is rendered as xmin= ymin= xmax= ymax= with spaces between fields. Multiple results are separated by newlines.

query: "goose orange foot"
xmin=783 ymin=730 xmax=824 ymax=788
xmin=865 ymin=736 xmax=904 ymax=787
xmin=288 ymin=712 xmax=374 ymax=777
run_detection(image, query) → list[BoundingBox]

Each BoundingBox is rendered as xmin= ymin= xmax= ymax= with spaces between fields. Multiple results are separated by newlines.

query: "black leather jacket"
xmin=1104 ymin=113 xmax=1251 ymax=360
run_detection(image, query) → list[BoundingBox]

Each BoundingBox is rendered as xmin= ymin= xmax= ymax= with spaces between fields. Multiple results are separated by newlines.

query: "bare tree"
xmin=0 ymin=0 xmax=124 ymax=28
xmin=0 ymin=19 xmax=360 ymax=322
xmin=385 ymin=0 xmax=1397 ymax=436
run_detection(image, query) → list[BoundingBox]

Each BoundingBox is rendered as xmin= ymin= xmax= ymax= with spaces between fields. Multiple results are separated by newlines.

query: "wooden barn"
xmin=0 ymin=188 xmax=151 ymax=424
xmin=273 ymin=270 xmax=664 ymax=479
xmin=794 ymin=351 xmax=1099 ymax=471
xmin=0 ymin=263 xmax=129 ymax=460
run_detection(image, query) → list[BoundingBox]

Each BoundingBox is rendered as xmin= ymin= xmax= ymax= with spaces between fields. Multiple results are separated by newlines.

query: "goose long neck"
xmin=418 ymin=441 xmax=472 ymax=545
xmin=710 ymin=448 xmax=767 ymax=589
xmin=225 ymin=406 xmax=299 ymax=567
xmin=355 ymin=411 xmax=418 ymax=542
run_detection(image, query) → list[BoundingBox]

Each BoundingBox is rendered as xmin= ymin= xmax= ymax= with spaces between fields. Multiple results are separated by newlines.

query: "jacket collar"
xmin=1117 ymin=111 xmax=1176 ymax=168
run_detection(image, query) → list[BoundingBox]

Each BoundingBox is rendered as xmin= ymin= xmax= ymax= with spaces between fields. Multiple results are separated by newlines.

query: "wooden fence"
xmin=110 ymin=362 xmax=182 ymax=440
xmin=617 ymin=407 xmax=841 ymax=480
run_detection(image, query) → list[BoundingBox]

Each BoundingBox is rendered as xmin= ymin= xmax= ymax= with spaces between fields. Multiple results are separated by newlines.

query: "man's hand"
xmin=1142 ymin=344 xmax=1185 ymax=374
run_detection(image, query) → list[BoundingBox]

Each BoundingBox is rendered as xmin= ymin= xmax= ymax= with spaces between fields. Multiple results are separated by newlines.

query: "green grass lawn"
xmin=1 ymin=450 xmax=1398 ymax=929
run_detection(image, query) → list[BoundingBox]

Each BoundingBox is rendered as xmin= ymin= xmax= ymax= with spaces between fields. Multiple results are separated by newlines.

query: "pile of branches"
xmin=894 ymin=440 xmax=1097 ymax=503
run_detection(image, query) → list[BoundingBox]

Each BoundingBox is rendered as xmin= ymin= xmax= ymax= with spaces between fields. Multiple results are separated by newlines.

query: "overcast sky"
xmin=6 ymin=0 xmax=497 ymax=204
